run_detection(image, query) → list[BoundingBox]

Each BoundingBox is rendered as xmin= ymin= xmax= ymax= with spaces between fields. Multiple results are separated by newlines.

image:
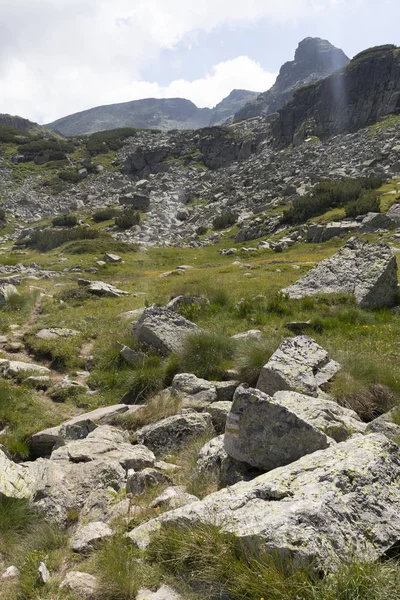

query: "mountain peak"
xmin=234 ymin=37 xmax=349 ymax=121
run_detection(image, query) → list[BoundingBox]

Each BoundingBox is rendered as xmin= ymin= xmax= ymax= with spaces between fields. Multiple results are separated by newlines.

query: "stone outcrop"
xmin=256 ymin=336 xmax=340 ymax=397
xmin=133 ymin=306 xmax=201 ymax=356
xmin=273 ymin=391 xmax=366 ymax=441
xmin=50 ymin=425 xmax=156 ymax=471
xmin=128 ymin=435 xmax=400 ymax=569
xmin=78 ymin=279 xmax=129 ymax=298
xmin=273 ymin=45 xmax=400 ymax=146
xmin=235 ymin=37 xmax=349 ymax=121
xmin=136 ymin=412 xmax=213 ymax=456
xmin=224 ymin=386 xmax=333 ymax=471
xmin=30 ymin=404 xmax=130 ymax=458
xmin=281 ymin=238 xmax=398 ymax=309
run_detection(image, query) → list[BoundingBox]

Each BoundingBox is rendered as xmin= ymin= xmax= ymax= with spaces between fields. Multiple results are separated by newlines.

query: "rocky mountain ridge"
xmin=234 ymin=37 xmax=349 ymax=121
xmin=273 ymin=44 xmax=400 ymax=146
xmin=44 ymin=90 xmax=260 ymax=136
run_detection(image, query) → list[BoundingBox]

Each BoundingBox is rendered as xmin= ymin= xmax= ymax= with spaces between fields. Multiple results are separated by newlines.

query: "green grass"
xmin=0 ymin=381 xmax=74 ymax=458
xmin=147 ymin=521 xmax=400 ymax=600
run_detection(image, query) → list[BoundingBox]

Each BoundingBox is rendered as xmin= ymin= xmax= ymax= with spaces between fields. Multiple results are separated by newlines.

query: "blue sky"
xmin=0 ymin=0 xmax=399 ymax=123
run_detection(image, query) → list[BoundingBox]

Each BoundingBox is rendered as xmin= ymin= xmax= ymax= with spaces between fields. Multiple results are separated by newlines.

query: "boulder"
xmin=149 ymin=487 xmax=199 ymax=511
xmin=136 ymin=585 xmax=184 ymax=600
xmin=70 ymin=521 xmax=113 ymax=554
xmin=133 ymin=306 xmax=201 ymax=356
xmin=119 ymin=192 xmax=150 ymax=211
xmin=126 ymin=468 xmax=173 ymax=496
xmin=224 ymin=386 xmax=333 ymax=471
xmin=36 ymin=328 xmax=80 ymax=340
xmin=136 ymin=412 xmax=213 ymax=456
xmin=196 ymin=435 xmax=261 ymax=487
xmin=128 ymin=435 xmax=400 ymax=569
xmin=166 ymin=295 xmax=209 ymax=312
xmin=0 ymin=359 xmax=50 ymax=378
xmin=60 ymin=572 xmax=99 ymax=599
xmin=78 ymin=279 xmax=129 ymax=298
xmin=50 ymin=426 xmax=156 ymax=471
xmin=256 ymin=336 xmax=340 ymax=397
xmin=1 ymin=447 xmax=125 ymax=524
xmin=281 ymin=238 xmax=398 ymax=309
xmin=273 ymin=391 xmax=366 ymax=441
xmin=359 ymin=212 xmax=395 ymax=233
xmin=171 ymin=373 xmax=215 ymax=396
xmin=208 ymin=401 xmax=232 ymax=433
xmin=30 ymin=404 xmax=130 ymax=458
xmin=104 ymin=253 xmax=122 ymax=263
xmin=232 ymin=329 xmax=262 ymax=340
xmin=387 ymin=202 xmax=400 ymax=225
xmin=1 ymin=566 xmax=20 ymax=580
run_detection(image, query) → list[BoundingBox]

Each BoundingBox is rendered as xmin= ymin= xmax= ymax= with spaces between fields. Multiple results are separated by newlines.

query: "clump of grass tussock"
xmin=94 ymin=535 xmax=161 ymax=600
xmin=235 ymin=336 xmax=282 ymax=386
xmin=331 ymin=373 xmax=397 ymax=422
xmin=168 ymin=431 xmax=220 ymax=499
xmin=117 ymin=391 xmax=182 ymax=432
xmin=147 ymin=522 xmax=400 ymax=600
xmin=0 ymin=380 xmax=71 ymax=459
xmin=24 ymin=332 xmax=86 ymax=372
xmin=329 ymin=350 xmax=400 ymax=421
xmin=180 ymin=331 xmax=236 ymax=380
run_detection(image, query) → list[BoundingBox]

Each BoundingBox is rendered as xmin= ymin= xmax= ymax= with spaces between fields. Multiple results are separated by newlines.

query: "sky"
xmin=0 ymin=0 xmax=399 ymax=124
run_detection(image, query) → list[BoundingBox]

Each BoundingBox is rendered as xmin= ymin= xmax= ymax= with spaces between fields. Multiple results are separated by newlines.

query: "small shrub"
xmin=122 ymin=357 xmax=165 ymax=404
xmin=57 ymin=286 xmax=91 ymax=304
xmin=26 ymin=227 xmax=99 ymax=251
xmin=115 ymin=208 xmax=141 ymax=230
xmin=93 ymin=206 xmax=119 ymax=222
xmin=345 ymin=190 xmax=380 ymax=217
xmin=52 ymin=213 xmax=77 ymax=227
xmin=58 ymin=168 xmax=82 ymax=183
xmin=85 ymin=127 xmax=138 ymax=155
xmin=196 ymin=225 xmax=208 ymax=236
xmin=282 ymin=177 xmax=383 ymax=224
xmin=213 ymin=212 xmax=236 ymax=230
xmin=180 ymin=331 xmax=236 ymax=380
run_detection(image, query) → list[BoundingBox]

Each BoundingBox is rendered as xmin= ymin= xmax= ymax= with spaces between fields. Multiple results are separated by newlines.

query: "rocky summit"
xmin=2 ymin=38 xmax=400 ymax=600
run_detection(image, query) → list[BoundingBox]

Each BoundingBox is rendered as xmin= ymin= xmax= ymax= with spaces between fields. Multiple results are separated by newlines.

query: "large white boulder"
xmin=256 ymin=335 xmax=340 ymax=397
xmin=281 ymin=238 xmax=398 ymax=309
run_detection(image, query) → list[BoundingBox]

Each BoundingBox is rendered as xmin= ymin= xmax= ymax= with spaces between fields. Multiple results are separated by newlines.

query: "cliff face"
xmin=272 ymin=45 xmax=400 ymax=146
xmin=234 ymin=37 xmax=349 ymax=121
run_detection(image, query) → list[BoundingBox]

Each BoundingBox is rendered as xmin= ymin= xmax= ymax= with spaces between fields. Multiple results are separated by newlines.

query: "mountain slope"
xmin=44 ymin=91 xmax=259 ymax=136
xmin=272 ymin=44 xmax=400 ymax=146
xmin=234 ymin=37 xmax=350 ymax=121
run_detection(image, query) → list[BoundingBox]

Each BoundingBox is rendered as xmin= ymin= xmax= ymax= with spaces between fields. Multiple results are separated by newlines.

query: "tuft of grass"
xmin=235 ymin=337 xmax=281 ymax=386
xmin=94 ymin=535 xmax=161 ymax=600
xmin=180 ymin=331 xmax=236 ymax=380
xmin=147 ymin=522 xmax=400 ymax=600
xmin=170 ymin=431 xmax=220 ymax=499
xmin=0 ymin=381 xmax=72 ymax=459
xmin=118 ymin=391 xmax=182 ymax=432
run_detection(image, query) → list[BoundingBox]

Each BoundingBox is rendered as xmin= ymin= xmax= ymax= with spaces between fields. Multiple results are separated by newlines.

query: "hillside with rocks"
xmin=234 ymin=37 xmax=349 ymax=121
xmin=44 ymin=90 xmax=260 ymax=136
xmin=2 ymin=41 xmax=400 ymax=600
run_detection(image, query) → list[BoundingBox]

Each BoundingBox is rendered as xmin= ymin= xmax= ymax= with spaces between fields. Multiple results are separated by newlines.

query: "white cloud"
xmin=0 ymin=0 xmax=355 ymax=123
xmin=99 ymin=57 xmax=277 ymax=110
